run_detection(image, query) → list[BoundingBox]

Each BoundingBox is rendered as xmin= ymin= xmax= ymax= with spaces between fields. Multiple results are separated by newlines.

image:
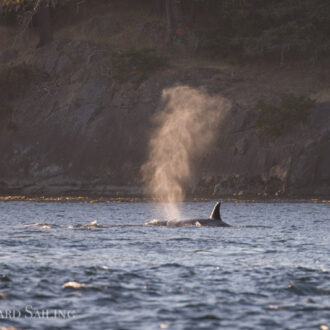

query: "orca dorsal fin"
xmin=210 ymin=202 xmax=221 ymax=220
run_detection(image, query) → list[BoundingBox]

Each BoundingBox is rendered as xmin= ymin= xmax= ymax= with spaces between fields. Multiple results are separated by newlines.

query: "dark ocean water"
xmin=0 ymin=200 xmax=329 ymax=330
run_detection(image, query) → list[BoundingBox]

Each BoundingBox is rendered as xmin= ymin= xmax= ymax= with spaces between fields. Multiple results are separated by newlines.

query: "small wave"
xmin=168 ymin=237 xmax=193 ymax=242
xmin=76 ymin=220 xmax=101 ymax=230
xmin=152 ymin=263 xmax=183 ymax=269
xmin=64 ymin=220 xmax=108 ymax=230
xmin=93 ymin=265 xmax=110 ymax=270
xmin=62 ymin=280 xmax=108 ymax=291
xmin=1 ymin=274 xmax=11 ymax=282
xmin=144 ymin=219 xmax=168 ymax=227
xmin=23 ymin=223 xmax=58 ymax=229
xmin=62 ymin=281 xmax=91 ymax=289
xmin=106 ymin=224 xmax=143 ymax=228
xmin=23 ymin=221 xmax=106 ymax=230
xmin=319 ymin=325 xmax=329 ymax=330
xmin=287 ymin=282 xmax=330 ymax=296
xmin=0 ymin=293 xmax=7 ymax=300
xmin=193 ymin=249 xmax=211 ymax=253
xmin=266 ymin=304 xmax=281 ymax=310
xmin=192 ymin=314 xmax=221 ymax=321
xmin=240 ymin=225 xmax=273 ymax=229
xmin=23 ymin=221 xmax=146 ymax=231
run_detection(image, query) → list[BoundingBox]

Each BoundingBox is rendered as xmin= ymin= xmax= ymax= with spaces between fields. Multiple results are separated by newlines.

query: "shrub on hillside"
xmin=256 ymin=95 xmax=315 ymax=137
xmin=0 ymin=63 xmax=48 ymax=101
xmin=112 ymin=48 xmax=168 ymax=84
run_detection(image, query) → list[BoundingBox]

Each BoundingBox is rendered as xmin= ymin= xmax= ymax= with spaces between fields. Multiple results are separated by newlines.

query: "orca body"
xmin=145 ymin=201 xmax=230 ymax=228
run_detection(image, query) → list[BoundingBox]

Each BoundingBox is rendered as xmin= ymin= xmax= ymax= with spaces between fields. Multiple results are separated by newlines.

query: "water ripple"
xmin=0 ymin=201 xmax=329 ymax=329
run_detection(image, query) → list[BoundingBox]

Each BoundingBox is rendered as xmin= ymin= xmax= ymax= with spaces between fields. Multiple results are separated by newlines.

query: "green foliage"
xmin=2 ymin=0 xmax=330 ymax=62
xmin=0 ymin=0 xmax=72 ymax=14
xmin=256 ymin=95 xmax=315 ymax=137
xmin=200 ymin=0 xmax=330 ymax=61
xmin=112 ymin=48 xmax=168 ymax=85
xmin=1 ymin=0 xmax=38 ymax=13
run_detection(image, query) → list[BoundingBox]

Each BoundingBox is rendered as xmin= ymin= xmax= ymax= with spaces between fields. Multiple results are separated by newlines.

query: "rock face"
xmin=209 ymin=102 xmax=330 ymax=197
xmin=0 ymin=39 xmax=329 ymax=197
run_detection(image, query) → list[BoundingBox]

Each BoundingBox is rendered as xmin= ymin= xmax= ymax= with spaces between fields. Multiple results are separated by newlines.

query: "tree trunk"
xmin=37 ymin=0 xmax=53 ymax=47
xmin=153 ymin=0 xmax=164 ymax=17
xmin=172 ymin=0 xmax=183 ymax=27
xmin=165 ymin=0 xmax=183 ymax=45
xmin=165 ymin=0 xmax=174 ymax=45
xmin=207 ymin=0 xmax=218 ymax=15
xmin=190 ymin=1 xmax=198 ymax=27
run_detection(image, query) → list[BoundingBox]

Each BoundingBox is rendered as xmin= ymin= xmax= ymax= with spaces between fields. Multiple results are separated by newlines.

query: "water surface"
xmin=0 ymin=201 xmax=329 ymax=329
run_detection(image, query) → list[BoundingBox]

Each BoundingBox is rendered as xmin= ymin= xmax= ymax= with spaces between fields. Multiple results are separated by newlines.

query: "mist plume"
xmin=142 ymin=86 xmax=230 ymax=219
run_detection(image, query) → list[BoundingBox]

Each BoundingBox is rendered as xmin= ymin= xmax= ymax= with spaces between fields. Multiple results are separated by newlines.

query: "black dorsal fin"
xmin=210 ymin=202 xmax=221 ymax=220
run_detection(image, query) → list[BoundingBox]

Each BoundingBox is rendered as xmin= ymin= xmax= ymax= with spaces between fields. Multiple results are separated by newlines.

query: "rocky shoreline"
xmin=1 ymin=38 xmax=329 ymax=198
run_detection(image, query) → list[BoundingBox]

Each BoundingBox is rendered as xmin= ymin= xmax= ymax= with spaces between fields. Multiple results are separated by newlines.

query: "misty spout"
xmin=142 ymin=86 xmax=231 ymax=219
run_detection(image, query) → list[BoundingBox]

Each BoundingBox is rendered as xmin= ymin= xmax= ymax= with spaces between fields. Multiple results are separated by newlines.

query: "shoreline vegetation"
xmin=0 ymin=195 xmax=329 ymax=204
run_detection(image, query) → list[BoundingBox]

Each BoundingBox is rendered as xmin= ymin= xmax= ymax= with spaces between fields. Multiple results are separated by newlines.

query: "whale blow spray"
xmin=142 ymin=86 xmax=230 ymax=219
